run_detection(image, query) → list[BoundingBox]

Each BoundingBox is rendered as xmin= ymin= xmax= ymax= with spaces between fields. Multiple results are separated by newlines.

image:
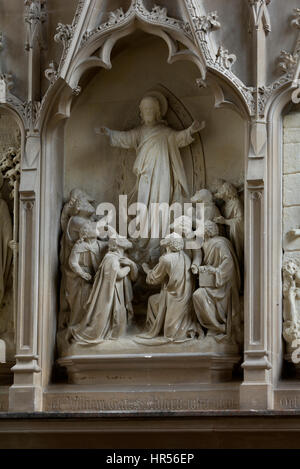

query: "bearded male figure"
xmin=193 ymin=221 xmax=241 ymax=345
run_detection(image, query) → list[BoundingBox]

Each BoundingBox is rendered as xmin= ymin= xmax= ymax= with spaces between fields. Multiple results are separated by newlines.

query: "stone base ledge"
xmin=58 ymin=352 xmax=241 ymax=386
xmin=3 ymin=412 xmax=300 ymax=448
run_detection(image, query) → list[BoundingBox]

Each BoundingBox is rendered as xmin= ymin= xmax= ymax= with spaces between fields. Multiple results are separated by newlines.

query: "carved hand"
xmin=190 ymin=120 xmax=206 ymax=134
xmin=122 ymin=266 xmax=131 ymax=277
xmin=214 ymin=216 xmax=226 ymax=224
xmin=8 ymin=240 xmax=18 ymax=253
xmin=95 ymin=126 xmax=111 ymax=136
xmin=191 ymin=264 xmax=199 ymax=275
xmin=142 ymin=263 xmax=151 ymax=275
xmin=120 ymin=258 xmax=133 ymax=267
xmin=199 ymin=265 xmax=215 ymax=274
xmin=82 ymin=272 xmax=92 ymax=282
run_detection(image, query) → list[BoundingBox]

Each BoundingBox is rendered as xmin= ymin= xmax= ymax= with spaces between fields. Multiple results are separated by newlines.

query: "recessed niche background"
xmin=64 ymin=32 xmax=245 ymax=208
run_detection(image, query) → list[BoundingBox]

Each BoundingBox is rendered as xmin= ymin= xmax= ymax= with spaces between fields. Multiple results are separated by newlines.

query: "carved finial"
xmin=278 ymin=50 xmax=297 ymax=74
xmin=215 ymin=46 xmax=237 ymax=71
xmin=54 ymin=23 xmax=73 ymax=48
xmin=291 ymin=8 xmax=300 ymax=29
xmin=276 ymin=7 xmax=300 ymax=95
xmin=150 ymin=5 xmax=168 ymax=20
xmin=24 ymin=0 xmax=46 ymax=24
xmin=45 ymin=61 xmax=58 ymax=84
xmin=107 ymin=8 xmax=125 ymax=24
xmin=195 ymin=11 xmax=221 ymax=33
xmin=24 ymin=0 xmax=47 ymax=51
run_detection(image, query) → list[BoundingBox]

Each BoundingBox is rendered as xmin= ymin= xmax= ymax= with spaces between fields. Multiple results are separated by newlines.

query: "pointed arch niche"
xmin=39 ymin=23 xmax=248 ymax=396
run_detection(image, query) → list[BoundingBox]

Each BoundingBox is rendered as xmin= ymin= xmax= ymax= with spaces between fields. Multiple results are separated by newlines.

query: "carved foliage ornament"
xmin=45 ymin=61 xmax=58 ymax=85
xmin=50 ymin=0 xmax=86 ymax=76
xmin=81 ymin=0 xmax=193 ymax=45
xmin=54 ymin=23 xmax=74 ymax=49
xmin=277 ymin=8 xmax=300 ymax=103
xmin=184 ymin=0 xmax=222 ymax=66
xmin=215 ymin=46 xmax=236 ymax=71
xmin=24 ymin=0 xmax=46 ymax=23
xmin=193 ymin=11 xmax=221 ymax=34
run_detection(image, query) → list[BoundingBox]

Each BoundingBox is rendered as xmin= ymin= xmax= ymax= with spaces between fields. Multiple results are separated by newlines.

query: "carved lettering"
xmin=46 ymin=396 xmax=239 ymax=412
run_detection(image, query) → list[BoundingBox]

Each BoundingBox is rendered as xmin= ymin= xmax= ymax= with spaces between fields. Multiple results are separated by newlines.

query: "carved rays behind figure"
xmin=117 ymin=84 xmax=206 ymax=198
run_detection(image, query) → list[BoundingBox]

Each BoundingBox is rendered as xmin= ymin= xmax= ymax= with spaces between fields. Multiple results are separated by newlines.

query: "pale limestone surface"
xmin=64 ymin=36 xmax=245 ymax=205
xmin=193 ymin=221 xmax=241 ymax=345
xmin=0 ymin=0 xmax=299 ymax=414
xmin=282 ymin=110 xmax=300 ymax=366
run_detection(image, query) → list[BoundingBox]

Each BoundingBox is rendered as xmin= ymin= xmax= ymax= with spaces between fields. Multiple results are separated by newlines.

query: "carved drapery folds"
xmin=282 ymin=260 xmax=300 ymax=350
xmin=282 ymin=110 xmax=300 ymax=370
xmin=0 ymin=117 xmax=21 ymax=367
xmin=2 ymin=0 xmax=300 ymax=413
xmin=57 ymin=91 xmax=245 ymax=383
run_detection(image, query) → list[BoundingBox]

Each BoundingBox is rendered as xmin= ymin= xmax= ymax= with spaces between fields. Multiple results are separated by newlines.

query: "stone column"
xmin=8 ymin=0 xmax=46 ymax=412
xmin=240 ymin=0 xmax=273 ymax=409
xmin=9 ymin=133 xmax=42 ymax=411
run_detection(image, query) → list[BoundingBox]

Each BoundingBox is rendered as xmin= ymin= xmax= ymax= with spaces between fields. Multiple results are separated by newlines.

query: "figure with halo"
xmin=100 ymin=93 xmax=204 ymax=241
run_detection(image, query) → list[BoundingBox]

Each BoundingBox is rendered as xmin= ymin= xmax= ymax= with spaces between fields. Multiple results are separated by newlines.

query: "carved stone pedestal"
xmin=58 ymin=337 xmax=240 ymax=386
xmin=59 ymin=352 xmax=240 ymax=386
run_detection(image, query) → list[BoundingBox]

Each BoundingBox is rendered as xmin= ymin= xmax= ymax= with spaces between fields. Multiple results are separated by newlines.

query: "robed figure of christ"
xmin=100 ymin=95 xmax=204 ymax=242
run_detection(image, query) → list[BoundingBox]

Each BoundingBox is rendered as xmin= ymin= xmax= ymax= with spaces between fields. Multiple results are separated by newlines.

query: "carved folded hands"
xmin=81 ymin=272 xmax=92 ymax=282
xmin=191 ymin=264 xmax=216 ymax=275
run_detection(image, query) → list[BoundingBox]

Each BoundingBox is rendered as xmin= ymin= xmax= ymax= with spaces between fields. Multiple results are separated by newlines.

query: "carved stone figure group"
xmin=282 ymin=258 xmax=300 ymax=350
xmin=0 ymin=142 xmax=19 ymax=358
xmin=59 ymin=184 xmax=243 ymax=348
xmin=58 ymin=94 xmax=244 ymax=349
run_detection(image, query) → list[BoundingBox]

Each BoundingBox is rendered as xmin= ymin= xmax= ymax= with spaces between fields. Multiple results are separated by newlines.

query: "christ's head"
xmin=139 ymin=96 xmax=161 ymax=125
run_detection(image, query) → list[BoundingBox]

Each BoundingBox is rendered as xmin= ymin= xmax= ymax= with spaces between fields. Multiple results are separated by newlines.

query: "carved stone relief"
xmin=57 ymin=88 xmax=245 ymax=385
xmin=0 ymin=113 xmax=20 ymax=366
xmin=282 ymin=109 xmax=300 ymax=368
